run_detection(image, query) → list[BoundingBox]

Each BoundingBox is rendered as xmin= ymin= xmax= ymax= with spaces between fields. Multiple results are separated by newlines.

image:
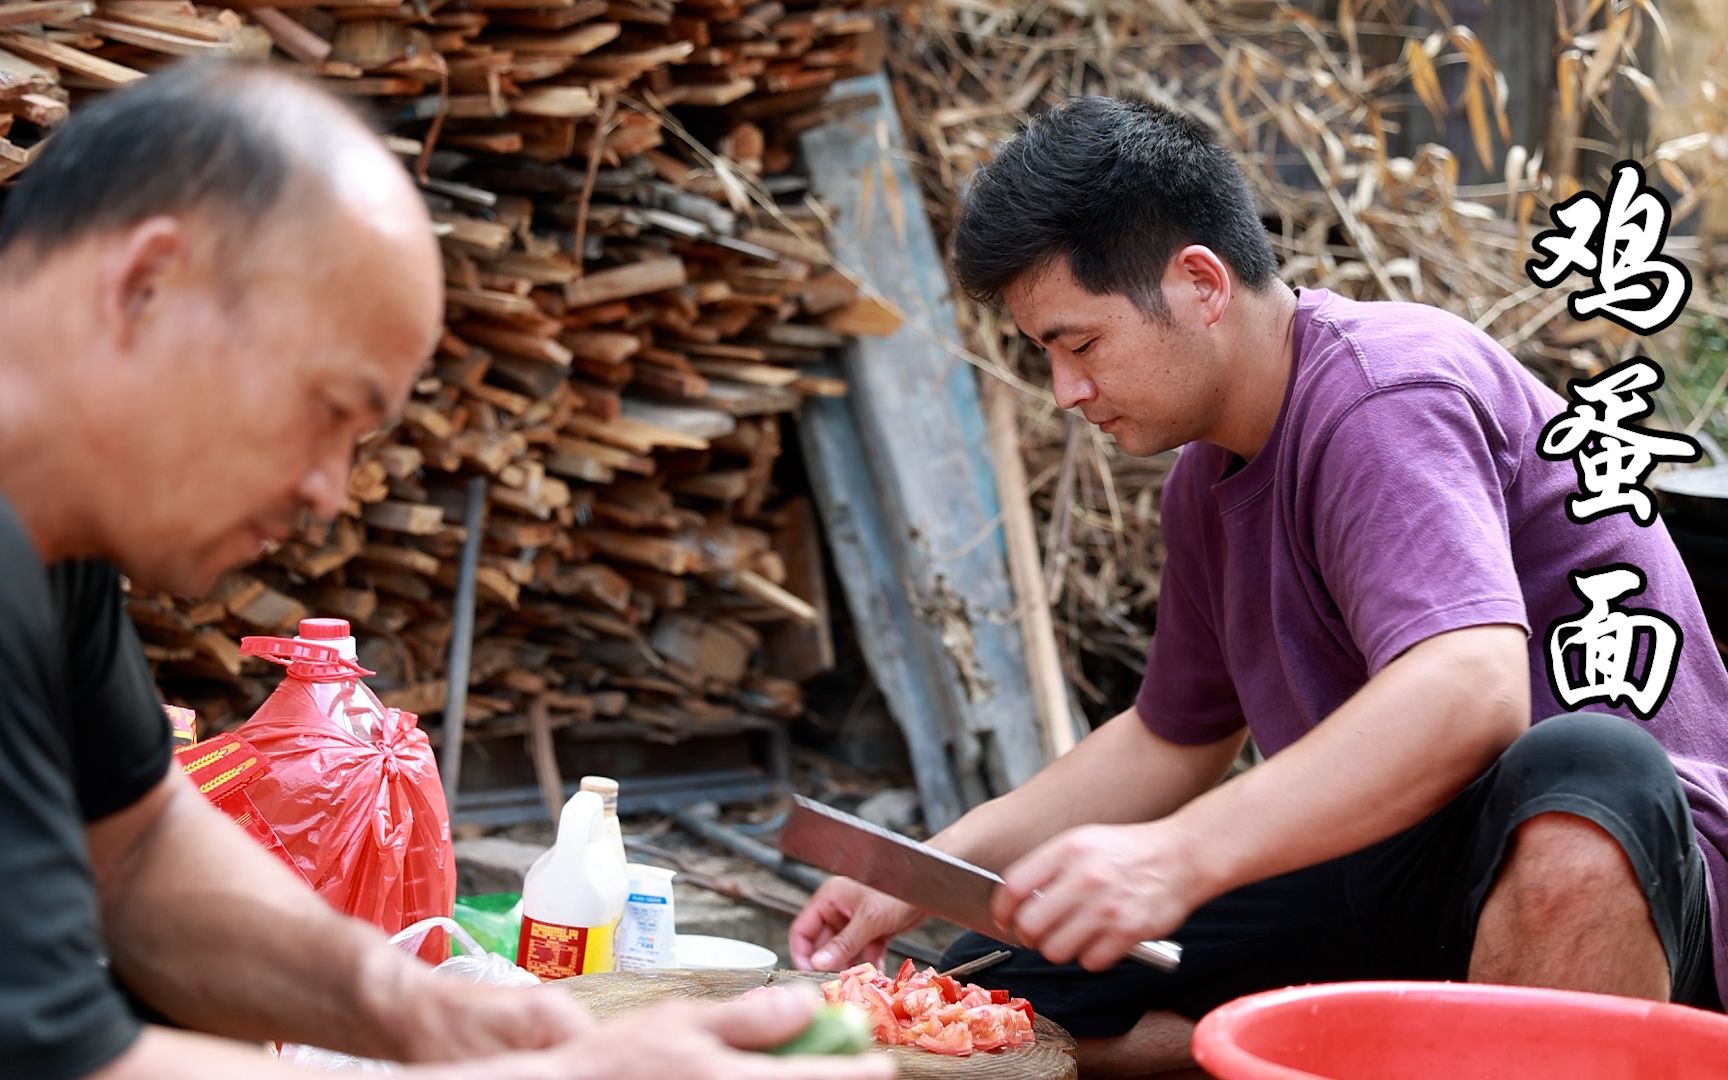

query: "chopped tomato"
xmin=963 ymin=1005 xmax=1015 ymax=1052
xmin=818 ymin=959 xmax=1036 ymax=1055
xmin=856 ymin=982 xmax=898 ymax=1044
xmin=933 ymin=974 xmax=965 ymax=1004
xmin=898 ymin=986 xmax=945 ymax=1020
xmin=915 ymin=1021 xmax=974 ymax=1057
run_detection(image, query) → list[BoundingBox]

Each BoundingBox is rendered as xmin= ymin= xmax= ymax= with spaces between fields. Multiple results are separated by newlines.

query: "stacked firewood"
xmin=1 ymin=1 xmax=900 ymax=741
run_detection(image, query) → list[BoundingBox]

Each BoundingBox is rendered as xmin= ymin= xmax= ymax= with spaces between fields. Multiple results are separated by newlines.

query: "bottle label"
xmin=518 ymin=915 xmax=618 ymax=979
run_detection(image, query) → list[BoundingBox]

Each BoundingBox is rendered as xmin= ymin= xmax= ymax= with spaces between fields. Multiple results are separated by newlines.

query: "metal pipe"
xmin=440 ymin=476 xmax=488 ymax=813
xmin=672 ymin=803 xmax=828 ymax=894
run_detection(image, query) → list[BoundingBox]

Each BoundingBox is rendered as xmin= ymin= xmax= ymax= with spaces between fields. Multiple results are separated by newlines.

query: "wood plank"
xmin=362 ymin=543 xmax=441 ymax=577
xmin=619 ymin=398 xmax=736 ymax=440
xmin=564 ymin=255 xmax=687 ymax=307
xmin=249 ymin=7 xmax=332 ymax=64
xmin=691 ymin=358 xmax=799 ymax=387
xmin=762 ymin=496 xmax=834 ymax=681
xmin=984 ymin=377 xmax=1080 ymax=761
xmin=17 ymin=91 xmax=66 ymax=125
xmin=490 ymin=0 xmax=607 ymax=29
xmin=510 ymin=83 xmax=597 ymax=119
xmin=484 ymin=22 xmax=619 ymax=54
xmin=0 ymin=29 xmax=144 ymax=85
xmin=361 ymin=500 xmax=447 ymax=535
xmin=75 ymin=16 xmax=233 ymax=55
xmin=586 ymin=530 xmax=701 ymax=574
xmin=801 ymin=73 xmax=1043 ymax=791
xmin=459 ymin=321 xmax=574 ymax=367
xmin=95 ymin=4 xmax=228 ymax=41
xmin=562 ymin=329 xmax=640 ymax=364
xmin=565 ymin=411 xmax=711 ymax=454
xmin=0 ymin=2 xmax=92 ymax=29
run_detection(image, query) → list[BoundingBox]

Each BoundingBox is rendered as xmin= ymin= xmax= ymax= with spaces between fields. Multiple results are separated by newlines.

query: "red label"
xmin=519 ymin=915 xmax=591 ymax=980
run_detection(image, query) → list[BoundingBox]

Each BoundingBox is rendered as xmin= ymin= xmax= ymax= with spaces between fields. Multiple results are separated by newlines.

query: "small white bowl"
xmin=674 ymin=934 xmax=779 ymax=970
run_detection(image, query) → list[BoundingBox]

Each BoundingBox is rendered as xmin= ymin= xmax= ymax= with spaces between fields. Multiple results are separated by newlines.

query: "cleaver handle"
xmin=1129 ymin=939 xmax=1183 ymax=972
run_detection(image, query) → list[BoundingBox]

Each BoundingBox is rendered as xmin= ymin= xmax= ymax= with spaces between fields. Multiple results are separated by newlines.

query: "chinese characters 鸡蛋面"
xmin=1527 ymin=162 xmax=1700 ymax=722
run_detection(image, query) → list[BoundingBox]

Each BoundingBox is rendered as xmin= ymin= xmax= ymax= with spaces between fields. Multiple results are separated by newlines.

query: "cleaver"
xmin=779 ymin=795 xmax=1181 ymax=972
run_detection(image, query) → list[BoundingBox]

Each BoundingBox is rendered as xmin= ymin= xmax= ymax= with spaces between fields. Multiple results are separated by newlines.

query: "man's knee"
xmin=1496 ymin=812 xmax=1644 ymax=915
xmin=1494 ymin=712 xmax=1687 ymax=820
xmin=1477 ymin=712 xmax=1691 ymax=926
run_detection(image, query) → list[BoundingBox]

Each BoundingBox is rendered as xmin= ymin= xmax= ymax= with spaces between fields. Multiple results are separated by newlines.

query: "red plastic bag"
xmin=237 ymin=637 xmax=455 ymax=961
xmin=174 ymin=730 xmax=311 ymax=888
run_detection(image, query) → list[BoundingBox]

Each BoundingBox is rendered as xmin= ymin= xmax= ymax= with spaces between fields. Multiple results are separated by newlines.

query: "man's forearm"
xmin=88 ymin=774 xmax=449 ymax=1062
xmin=95 ymin=1026 xmax=561 ymax=1080
xmin=1170 ymin=625 xmax=1529 ymax=903
xmin=932 ymin=707 xmax=1244 ymax=872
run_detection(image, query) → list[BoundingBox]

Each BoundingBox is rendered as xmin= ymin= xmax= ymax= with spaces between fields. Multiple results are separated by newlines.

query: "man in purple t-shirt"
xmin=790 ymin=95 xmax=1728 ymax=1074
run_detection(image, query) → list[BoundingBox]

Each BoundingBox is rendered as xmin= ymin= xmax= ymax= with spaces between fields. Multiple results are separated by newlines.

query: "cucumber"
xmin=768 ymin=1003 xmax=874 ymax=1056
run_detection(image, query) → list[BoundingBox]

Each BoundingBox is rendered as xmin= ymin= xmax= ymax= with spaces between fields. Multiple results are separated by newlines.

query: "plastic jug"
xmin=518 ymin=790 xmax=628 ymax=979
xmin=236 ymin=625 xmax=454 ymax=961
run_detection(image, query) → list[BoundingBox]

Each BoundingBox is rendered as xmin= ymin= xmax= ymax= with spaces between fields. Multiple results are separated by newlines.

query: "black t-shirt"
xmin=0 ymin=494 xmax=172 ymax=1079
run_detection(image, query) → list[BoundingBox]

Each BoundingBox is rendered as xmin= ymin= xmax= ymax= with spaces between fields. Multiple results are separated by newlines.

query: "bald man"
xmin=0 ymin=61 xmax=892 ymax=1080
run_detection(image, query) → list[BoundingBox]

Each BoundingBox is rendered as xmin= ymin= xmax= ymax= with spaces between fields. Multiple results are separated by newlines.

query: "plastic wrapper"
xmin=281 ymin=917 xmax=540 ymax=1072
xmin=452 ymin=893 xmax=523 ymax=964
xmin=238 ymin=637 xmax=455 ymax=961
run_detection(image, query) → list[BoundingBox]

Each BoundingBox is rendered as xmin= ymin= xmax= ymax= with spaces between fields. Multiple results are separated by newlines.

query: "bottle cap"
xmin=298 ymin=618 xmax=351 ymax=641
xmin=580 ymin=776 xmax=620 ymax=797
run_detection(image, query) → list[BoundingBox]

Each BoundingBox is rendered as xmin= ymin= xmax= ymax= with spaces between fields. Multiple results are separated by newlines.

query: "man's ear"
xmin=1169 ymin=245 xmax=1232 ymax=328
xmin=99 ymin=216 xmax=187 ymax=354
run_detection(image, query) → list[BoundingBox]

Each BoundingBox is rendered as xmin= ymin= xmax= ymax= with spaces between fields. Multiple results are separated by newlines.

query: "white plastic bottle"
xmin=518 ymin=790 xmax=627 ymax=979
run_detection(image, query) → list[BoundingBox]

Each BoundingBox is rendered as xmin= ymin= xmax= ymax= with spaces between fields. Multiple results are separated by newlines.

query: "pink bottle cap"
xmin=298 ymin=618 xmax=351 ymax=641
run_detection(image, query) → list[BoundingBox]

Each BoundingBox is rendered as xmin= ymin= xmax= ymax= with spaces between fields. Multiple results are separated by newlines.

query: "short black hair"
xmin=952 ymin=96 xmax=1278 ymax=318
xmin=0 ymin=59 xmax=354 ymax=270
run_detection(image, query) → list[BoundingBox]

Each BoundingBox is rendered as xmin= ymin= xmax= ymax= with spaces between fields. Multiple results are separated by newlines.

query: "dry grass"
xmin=885 ymin=0 xmax=1728 ymax=715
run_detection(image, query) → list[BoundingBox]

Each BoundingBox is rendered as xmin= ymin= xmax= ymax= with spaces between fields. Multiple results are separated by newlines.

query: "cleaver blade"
xmin=778 ymin=795 xmax=1181 ymax=972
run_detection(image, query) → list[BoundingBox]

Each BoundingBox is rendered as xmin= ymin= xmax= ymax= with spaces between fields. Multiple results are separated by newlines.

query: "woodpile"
xmin=1 ymin=1 xmax=904 ymax=750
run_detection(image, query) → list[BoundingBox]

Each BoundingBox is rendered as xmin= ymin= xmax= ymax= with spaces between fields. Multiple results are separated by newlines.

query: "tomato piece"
xmin=851 ymin=982 xmax=897 ymax=1044
xmin=897 ymin=985 xmax=945 ymax=1020
xmin=1011 ymin=997 xmax=1036 ymax=1025
xmin=958 ymin=987 xmax=992 ymax=1009
xmin=932 ymin=974 xmax=965 ymax=1004
xmin=894 ymin=958 xmax=916 ymax=986
xmin=963 ymin=1005 xmax=1014 ymax=1052
xmin=915 ymin=1021 xmax=974 ymax=1057
xmin=989 ymin=988 xmax=1011 ymax=1005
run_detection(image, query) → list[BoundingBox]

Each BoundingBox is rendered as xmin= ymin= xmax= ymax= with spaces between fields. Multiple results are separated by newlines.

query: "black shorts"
xmin=940 ymin=712 xmax=1720 ymax=1039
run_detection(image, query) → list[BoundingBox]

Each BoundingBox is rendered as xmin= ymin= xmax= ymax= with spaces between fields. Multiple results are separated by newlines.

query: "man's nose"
xmin=1051 ymin=355 xmax=1096 ymax=412
xmin=296 ymin=454 xmax=349 ymax=523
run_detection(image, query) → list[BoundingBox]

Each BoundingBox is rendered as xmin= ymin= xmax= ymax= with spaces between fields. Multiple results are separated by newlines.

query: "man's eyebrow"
xmin=1029 ymin=323 xmax=1084 ymax=347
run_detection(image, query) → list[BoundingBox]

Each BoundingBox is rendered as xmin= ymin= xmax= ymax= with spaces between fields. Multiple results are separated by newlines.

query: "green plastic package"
xmin=451 ymin=892 xmax=523 ymax=964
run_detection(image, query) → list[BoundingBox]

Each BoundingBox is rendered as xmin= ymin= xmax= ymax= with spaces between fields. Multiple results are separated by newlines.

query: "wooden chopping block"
xmin=553 ymin=969 xmax=1077 ymax=1080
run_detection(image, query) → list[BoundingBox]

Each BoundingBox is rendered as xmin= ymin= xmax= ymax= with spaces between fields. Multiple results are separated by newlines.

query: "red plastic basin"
xmin=1192 ymin=981 xmax=1728 ymax=1079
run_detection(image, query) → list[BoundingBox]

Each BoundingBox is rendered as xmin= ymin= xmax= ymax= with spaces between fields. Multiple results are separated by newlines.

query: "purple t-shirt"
xmin=1137 ymin=287 xmax=1728 ymax=999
